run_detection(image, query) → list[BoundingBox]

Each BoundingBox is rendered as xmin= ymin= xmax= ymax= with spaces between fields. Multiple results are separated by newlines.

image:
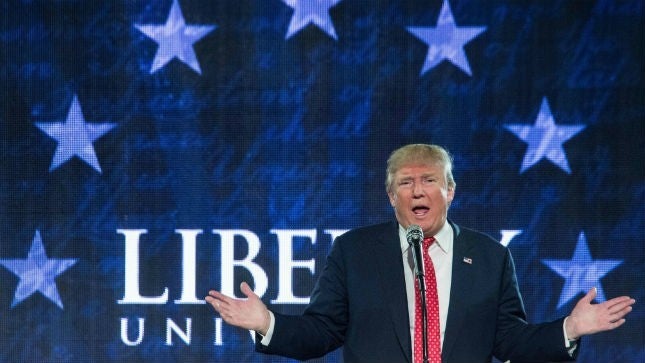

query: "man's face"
xmin=388 ymin=163 xmax=454 ymax=237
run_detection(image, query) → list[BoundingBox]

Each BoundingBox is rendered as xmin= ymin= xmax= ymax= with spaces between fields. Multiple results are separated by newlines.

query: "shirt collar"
xmin=399 ymin=221 xmax=453 ymax=255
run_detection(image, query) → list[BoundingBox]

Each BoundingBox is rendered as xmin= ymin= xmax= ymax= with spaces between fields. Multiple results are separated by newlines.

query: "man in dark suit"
xmin=206 ymin=144 xmax=634 ymax=363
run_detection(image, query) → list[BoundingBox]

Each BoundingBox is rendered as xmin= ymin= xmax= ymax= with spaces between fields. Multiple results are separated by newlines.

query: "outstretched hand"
xmin=205 ymin=282 xmax=271 ymax=335
xmin=565 ymin=287 xmax=635 ymax=340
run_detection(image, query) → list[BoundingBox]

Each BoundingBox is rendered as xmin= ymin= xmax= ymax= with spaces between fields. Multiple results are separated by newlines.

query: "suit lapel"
xmin=372 ymin=222 xmax=413 ymax=363
xmin=441 ymin=223 xmax=476 ymax=361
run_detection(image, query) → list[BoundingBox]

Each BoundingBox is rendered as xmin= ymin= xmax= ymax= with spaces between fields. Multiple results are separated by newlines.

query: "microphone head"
xmin=405 ymin=224 xmax=424 ymax=245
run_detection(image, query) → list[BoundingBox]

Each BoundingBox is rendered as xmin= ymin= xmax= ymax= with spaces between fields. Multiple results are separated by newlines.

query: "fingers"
xmin=568 ymin=291 xmax=636 ymax=338
xmin=611 ymin=319 xmax=626 ymax=328
xmin=608 ymin=305 xmax=634 ymax=323
xmin=204 ymin=283 xmax=259 ymax=312
xmin=605 ymin=296 xmax=635 ymax=310
xmin=598 ymin=297 xmax=635 ymax=331
xmin=205 ymin=291 xmax=239 ymax=325
xmin=602 ymin=317 xmax=626 ymax=331
xmin=208 ymin=289 xmax=230 ymax=301
xmin=205 ymin=293 xmax=223 ymax=313
xmin=205 ymin=289 xmax=238 ymax=314
xmin=204 ymin=284 xmax=268 ymax=332
xmin=604 ymin=297 xmax=635 ymax=321
xmin=207 ymin=283 xmax=258 ymax=302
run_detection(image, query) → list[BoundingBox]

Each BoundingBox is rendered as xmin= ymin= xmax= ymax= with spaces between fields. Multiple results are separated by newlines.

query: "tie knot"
xmin=423 ymin=236 xmax=435 ymax=249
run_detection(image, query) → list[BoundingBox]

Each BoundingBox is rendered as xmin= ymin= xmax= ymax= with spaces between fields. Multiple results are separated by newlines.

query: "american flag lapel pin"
xmin=463 ymin=257 xmax=473 ymax=264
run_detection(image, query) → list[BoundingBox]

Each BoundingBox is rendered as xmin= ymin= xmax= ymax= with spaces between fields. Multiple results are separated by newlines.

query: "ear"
xmin=446 ymin=186 xmax=455 ymax=204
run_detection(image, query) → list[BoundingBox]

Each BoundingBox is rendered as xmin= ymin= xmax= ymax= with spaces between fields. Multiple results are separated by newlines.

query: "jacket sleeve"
xmin=256 ymin=233 xmax=349 ymax=360
xmin=493 ymin=249 xmax=579 ymax=362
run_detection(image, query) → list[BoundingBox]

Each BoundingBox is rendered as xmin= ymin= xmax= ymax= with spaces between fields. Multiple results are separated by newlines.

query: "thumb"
xmin=581 ymin=287 xmax=597 ymax=304
xmin=240 ymin=281 xmax=257 ymax=299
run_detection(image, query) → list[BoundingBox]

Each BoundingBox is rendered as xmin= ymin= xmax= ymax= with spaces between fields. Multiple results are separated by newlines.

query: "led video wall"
xmin=1 ymin=0 xmax=643 ymax=362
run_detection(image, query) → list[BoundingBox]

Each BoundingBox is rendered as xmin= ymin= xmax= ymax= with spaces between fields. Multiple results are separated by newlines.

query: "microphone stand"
xmin=410 ymin=237 xmax=429 ymax=363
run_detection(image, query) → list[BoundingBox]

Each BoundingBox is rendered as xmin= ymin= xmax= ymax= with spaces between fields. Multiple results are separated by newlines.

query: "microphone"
xmin=406 ymin=224 xmax=425 ymax=279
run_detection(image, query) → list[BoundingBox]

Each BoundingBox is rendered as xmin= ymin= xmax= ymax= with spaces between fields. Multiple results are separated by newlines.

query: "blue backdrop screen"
xmin=0 ymin=0 xmax=643 ymax=362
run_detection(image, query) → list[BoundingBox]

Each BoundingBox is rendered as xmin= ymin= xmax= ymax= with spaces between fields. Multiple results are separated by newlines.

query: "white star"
xmin=0 ymin=231 xmax=78 ymax=309
xmin=283 ymin=0 xmax=342 ymax=40
xmin=35 ymin=95 xmax=117 ymax=174
xmin=505 ymin=97 xmax=586 ymax=174
xmin=542 ymin=232 xmax=623 ymax=309
xmin=407 ymin=0 xmax=486 ymax=76
xmin=135 ymin=0 xmax=216 ymax=74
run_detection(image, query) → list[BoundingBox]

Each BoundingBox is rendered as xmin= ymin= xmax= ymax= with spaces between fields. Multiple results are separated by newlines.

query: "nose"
xmin=412 ymin=181 xmax=424 ymax=197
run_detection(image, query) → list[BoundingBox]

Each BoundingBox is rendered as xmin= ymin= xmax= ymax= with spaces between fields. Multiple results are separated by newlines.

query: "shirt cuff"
xmin=258 ymin=311 xmax=275 ymax=346
xmin=562 ymin=317 xmax=578 ymax=355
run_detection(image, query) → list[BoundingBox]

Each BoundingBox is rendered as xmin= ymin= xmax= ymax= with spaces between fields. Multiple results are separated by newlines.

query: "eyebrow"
xmin=398 ymin=173 xmax=437 ymax=179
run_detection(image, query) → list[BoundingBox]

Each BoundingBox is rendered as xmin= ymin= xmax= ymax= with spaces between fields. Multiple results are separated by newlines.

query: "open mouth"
xmin=412 ymin=206 xmax=429 ymax=216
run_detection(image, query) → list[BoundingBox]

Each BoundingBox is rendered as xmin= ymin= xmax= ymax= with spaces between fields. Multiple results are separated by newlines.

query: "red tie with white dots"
xmin=413 ymin=236 xmax=441 ymax=363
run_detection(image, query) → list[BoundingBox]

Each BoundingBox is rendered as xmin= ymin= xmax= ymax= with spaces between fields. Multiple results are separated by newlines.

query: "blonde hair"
xmin=385 ymin=144 xmax=456 ymax=192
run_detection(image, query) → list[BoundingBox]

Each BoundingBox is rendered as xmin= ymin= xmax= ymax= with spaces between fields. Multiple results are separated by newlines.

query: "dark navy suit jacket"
xmin=257 ymin=221 xmax=577 ymax=363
